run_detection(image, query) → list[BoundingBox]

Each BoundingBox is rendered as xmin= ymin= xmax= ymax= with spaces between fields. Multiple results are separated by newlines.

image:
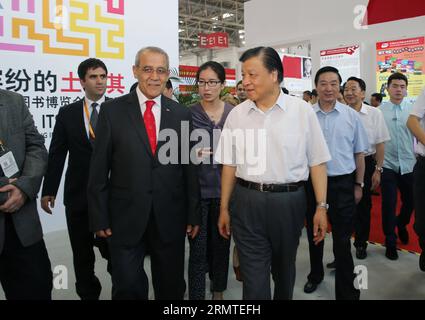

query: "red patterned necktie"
xmin=144 ymin=100 xmax=157 ymax=155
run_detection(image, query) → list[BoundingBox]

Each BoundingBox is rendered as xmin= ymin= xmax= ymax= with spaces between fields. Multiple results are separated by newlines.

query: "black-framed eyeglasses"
xmin=197 ymin=80 xmax=222 ymax=87
xmin=140 ymin=66 xmax=169 ymax=76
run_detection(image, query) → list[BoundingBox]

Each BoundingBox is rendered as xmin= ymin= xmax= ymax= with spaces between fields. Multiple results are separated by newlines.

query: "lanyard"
xmin=83 ymin=100 xmax=96 ymax=139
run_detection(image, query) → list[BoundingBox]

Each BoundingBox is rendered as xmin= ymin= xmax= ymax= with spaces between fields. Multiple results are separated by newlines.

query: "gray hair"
xmin=134 ymin=46 xmax=169 ymax=68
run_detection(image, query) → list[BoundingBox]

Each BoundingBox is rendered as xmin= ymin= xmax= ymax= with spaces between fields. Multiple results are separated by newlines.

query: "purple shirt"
xmin=190 ymin=103 xmax=233 ymax=199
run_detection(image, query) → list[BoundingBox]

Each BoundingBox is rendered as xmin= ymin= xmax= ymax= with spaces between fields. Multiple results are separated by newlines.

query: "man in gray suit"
xmin=0 ymin=89 xmax=52 ymax=300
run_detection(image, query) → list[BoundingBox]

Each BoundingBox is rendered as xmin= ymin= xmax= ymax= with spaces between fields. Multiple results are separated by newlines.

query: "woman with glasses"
xmin=189 ymin=61 xmax=233 ymax=300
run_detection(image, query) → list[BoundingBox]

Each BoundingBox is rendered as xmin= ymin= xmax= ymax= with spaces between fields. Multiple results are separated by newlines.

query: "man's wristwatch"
xmin=316 ymin=202 xmax=329 ymax=210
xmin=355 ymin=182 xmax=364 ymax=188
xmin=375 ymin=165 xmax=383 ymax=173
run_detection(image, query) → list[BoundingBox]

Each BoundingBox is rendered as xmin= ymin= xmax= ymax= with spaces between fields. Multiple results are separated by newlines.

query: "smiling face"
xmin=133 ymin=51 xmax=169 ymax=99
xmin=316 ymin=71 xmax=340 ymax=105
xmin=343 ymin=80 xmax=365 ymax=107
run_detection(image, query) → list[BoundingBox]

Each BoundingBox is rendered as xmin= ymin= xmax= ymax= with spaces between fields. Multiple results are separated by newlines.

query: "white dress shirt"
xmin=214 ymin=92 xmax=331 ymax=184
xmin=136 ymin=86 xmax=161 ymax=138
xmin=357 ymin=103 xmax=391 ymax=156
xmin=411 ymin=87 xmax=425 ymax=156
xmin=83 ymin=95 xmax=105 ymax=139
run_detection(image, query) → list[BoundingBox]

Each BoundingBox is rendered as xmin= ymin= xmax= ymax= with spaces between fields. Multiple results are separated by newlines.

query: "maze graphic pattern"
xmin=0 ymin=0 xmax=124 ymax=59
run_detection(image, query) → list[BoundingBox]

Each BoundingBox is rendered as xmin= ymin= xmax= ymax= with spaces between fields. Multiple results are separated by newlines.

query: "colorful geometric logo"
xmin=0 ymin=0 xmax=125 ymax=59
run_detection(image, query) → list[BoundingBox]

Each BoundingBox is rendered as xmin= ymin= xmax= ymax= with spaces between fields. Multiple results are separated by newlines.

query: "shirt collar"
xmin=387 ymin=99 xmax=406 ymax=111
xmin=359 ymin=103 xmax=368 ymax=115
xmin=314 ymin=100 xmax=343 ymax=114
xmin=246 ymin=91 xmax=287 ymax=115
xmin=136 ymin=86 xmax=162 ymax=108
xmin=85 ymin=95 xmax=106 ymax=109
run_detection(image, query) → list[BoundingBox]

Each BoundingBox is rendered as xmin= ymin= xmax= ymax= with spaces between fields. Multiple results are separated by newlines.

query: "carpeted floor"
xmin=369 ymin=189 xmax=420 ymax=253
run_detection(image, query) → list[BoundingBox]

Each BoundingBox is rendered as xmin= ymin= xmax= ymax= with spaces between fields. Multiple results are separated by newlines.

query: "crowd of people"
xmin=0 ymin=45 xmax=425 ymax=301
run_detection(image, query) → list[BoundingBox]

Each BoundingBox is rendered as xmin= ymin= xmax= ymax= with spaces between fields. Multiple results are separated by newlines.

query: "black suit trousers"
xmin=354 ymin=155 xmax=375 ymax=248
xmin=0 ymin=216 xmax=52 ymax=300
xmin=109 ymin=211 xmax=186 ymax=300
xmin=65 ymin=208 xmax=111 ymax=300
xmin=306 ymin=173 xmax=360 ymax=300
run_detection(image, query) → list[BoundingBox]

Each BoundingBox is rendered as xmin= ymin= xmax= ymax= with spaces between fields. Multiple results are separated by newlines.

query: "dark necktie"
xmin=144 ymin=100 xmax=157 ymax=155
xmin=90 ymin=102 xmax=99 ymax=143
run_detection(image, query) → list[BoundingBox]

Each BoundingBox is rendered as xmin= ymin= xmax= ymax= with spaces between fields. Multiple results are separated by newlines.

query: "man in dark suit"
xmin=88 ymin=46 xmax=201 ymax=300
xmin=0 ymin=89 xmax=52 ymax=300
xmin=41 ymin=58 xmax=111 ymax=300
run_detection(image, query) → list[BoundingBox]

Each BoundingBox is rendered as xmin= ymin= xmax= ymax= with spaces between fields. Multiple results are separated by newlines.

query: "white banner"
xmin=0 ymin=0 xmax=179 ymax=232
xmin=320 ymin=45 xmax=361 ymax=84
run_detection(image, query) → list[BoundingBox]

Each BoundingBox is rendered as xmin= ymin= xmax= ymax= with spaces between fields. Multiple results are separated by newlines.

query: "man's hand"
xmin=187 ymin=225 xmax=200 ymax=239
xmin=218 ymin=208 xmax=231 ymax=239
xmin=371 ymin=171 xmax=381 ymax=191
xmin=313 ymin=208 xmax=327 ymax=245
xmin=96 ymin=229 xmax=112 ymax=238
xmin=41 ymin=196 xmax=56 ymax=214
xmin=354 ymin=185 xmax=363 ymax=204
xmin=0 ymin=184 xmax=27 ymax=213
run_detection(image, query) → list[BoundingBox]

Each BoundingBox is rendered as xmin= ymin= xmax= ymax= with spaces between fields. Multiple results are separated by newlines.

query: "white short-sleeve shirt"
xmin=358 ymin=103 xmax=391 ymax=156
xmin=214 ymin=92 xmax=331 ymax=183
xmin=410 ymin=87 xmax=425 ymax=156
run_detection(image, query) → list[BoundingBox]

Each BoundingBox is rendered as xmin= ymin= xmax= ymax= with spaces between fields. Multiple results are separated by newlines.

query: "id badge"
xmin=0 ymin=151 xmax=19 ymax=178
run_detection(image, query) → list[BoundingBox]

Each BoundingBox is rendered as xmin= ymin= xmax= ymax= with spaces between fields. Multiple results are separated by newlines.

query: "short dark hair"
xmin=311 ymin=89 xmax=318 ymax=97
xmin=239 ymin=47 xmax=283 ymax=83
xmin=78 ymin=58 xmax=107 ymax=80
xmin=236 ymin=80 xmax=243 ymax=87
xmin=303 ymin=90 xmax=312 ymax=98
xmin=345 ymin=76 xmax=366 ymax=91
xmin=371 ymin=92 xmax=383 ymax=103
xmin=387 ymin=72 xmax=408 ymax=87
xmin=196 ymin=61 xmax=226 ymax=83
xmin=314 ymin=66 xmax=342 ymax=86
xmin=166 ymin=79 xmax=173 ymax=90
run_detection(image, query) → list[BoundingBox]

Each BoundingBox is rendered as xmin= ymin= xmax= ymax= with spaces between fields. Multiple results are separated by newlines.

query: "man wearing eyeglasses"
xmin=87 ymin=46 xmax=201 ymax=300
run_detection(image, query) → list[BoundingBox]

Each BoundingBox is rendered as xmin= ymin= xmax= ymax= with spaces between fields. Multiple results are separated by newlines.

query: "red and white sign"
xmin=199 ymin=32 xmax=229 ymax=49
xmin=320 ymin=45 xmax=360 ymax=57
xmin=376 ymin=37 xmax=424 ymax=50
xmin=320 ymin=45 xmax=361 ymax=83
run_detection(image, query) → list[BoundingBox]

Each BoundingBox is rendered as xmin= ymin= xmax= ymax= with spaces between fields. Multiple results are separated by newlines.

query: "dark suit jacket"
xmin=42 ymin=97 xmax=110 ymax=211
xmin=0 ymin=90 xmax=48 ymax=254
xmin=87 ymin=92 xmax=201 ymax=246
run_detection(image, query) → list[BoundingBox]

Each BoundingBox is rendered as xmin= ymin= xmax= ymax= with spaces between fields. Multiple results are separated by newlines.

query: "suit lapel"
xmin=126 ymin=91 xmax=154 ymax=158
xmin=76 ymin=99 xmax=91 ymax=148
xmin=155 ymin=96 xmax=174 ymax=160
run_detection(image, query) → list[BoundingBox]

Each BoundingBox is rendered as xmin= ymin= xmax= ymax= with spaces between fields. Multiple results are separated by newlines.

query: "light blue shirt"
xmin=313 ymin=101 xmax=368 ymax=176
xmin=379 ymin=100 xmax=416 ymax=174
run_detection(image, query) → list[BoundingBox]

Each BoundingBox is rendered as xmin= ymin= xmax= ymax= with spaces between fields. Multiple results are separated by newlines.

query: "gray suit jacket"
xmin=0 ymin=89 xmax=48 ymax=254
